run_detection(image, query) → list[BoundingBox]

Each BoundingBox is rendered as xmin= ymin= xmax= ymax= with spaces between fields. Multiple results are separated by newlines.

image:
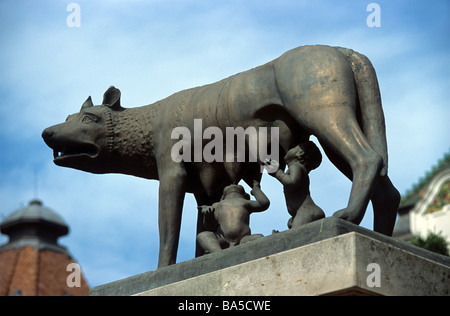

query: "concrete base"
xmin=90 ymin=217 xmax=450 ymax=296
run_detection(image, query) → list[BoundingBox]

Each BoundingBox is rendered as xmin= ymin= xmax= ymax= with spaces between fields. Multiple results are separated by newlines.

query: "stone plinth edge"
xmin=90 ymin=217 xmax=450 ymax=296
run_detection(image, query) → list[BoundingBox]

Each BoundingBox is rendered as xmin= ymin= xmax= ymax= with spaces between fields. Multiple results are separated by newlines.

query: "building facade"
xmin=393 ymin=153 xmax=450 ymax=253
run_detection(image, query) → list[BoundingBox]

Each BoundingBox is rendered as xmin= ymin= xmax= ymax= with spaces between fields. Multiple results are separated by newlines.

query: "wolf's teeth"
xmin=53 ymin=150 xmax=61 ymax=159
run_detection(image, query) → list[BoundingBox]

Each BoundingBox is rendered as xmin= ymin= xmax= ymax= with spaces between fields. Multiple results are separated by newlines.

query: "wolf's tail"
xmin=337 ymin=47 xmax=388 ymax=176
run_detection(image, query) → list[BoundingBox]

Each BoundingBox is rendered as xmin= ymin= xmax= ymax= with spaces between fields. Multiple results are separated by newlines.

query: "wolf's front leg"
xmin=157 ymin=166 xmax=187 ymax=268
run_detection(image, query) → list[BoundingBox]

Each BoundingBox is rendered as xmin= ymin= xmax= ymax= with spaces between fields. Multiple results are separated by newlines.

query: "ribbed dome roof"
xmin=1 ymin=199 xmax=68 ymax=232
xmin=0 ymin=199 xmax=69 ymax=253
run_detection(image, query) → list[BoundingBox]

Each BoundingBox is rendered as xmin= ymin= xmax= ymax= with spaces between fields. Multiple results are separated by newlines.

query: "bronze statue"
xmin=197 ymin=181 xmax=269 ymax=253
xmin=266 ymin=142 xmax=325 ymax=229
xmin=42 ymin=45 xmax=400 ymax=268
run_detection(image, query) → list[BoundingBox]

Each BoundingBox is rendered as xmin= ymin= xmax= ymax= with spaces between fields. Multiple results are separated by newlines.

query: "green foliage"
xmin=425 ymin=180 xmax=450 ymax=214
xmin=401 ymin=151 xmax=450 ymax=208
xmin=410 ymin=232 xmax=449 ymax=256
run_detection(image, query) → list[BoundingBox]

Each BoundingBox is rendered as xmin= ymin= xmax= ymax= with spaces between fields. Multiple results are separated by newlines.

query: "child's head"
xmin=284 ymin=141 xmax=322 ymax=172
xmin=300 ymin=141 xmax=322 ymax=171
xmin=222 ymin=184 xmax=250 ymax=200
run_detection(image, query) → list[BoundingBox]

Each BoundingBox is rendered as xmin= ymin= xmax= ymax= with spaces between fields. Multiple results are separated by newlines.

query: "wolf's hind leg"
xmin=310 ymin=106 xmax=383 ymax=225
xmin=371 ymin=176 xmax=400 ymax=235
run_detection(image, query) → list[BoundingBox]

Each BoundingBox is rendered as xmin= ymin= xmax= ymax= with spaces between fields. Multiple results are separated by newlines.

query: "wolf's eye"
xmin=81 ymin=115 xmax=97 ymax=124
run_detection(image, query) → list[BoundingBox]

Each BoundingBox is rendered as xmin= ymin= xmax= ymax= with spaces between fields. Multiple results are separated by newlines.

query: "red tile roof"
xmin=0 ymin=245 xmax=89 ymax=296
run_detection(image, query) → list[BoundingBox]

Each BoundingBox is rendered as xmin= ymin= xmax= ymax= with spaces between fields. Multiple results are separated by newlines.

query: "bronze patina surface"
xmin=43 ymin=45 xmax=400 ymax=267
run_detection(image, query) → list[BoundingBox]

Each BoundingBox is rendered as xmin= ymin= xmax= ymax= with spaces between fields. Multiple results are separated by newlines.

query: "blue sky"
xmin=0 ymin=0 xmax=449 ymax=287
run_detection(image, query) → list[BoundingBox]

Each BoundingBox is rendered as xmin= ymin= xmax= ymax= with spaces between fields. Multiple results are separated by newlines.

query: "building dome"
xmin=1 ymin=199 xmax=68 ymax=229
xmin=0 ymin=199 xmax=69 ymax=254
xmin=0 ymin=199 xmax=89 ymax=296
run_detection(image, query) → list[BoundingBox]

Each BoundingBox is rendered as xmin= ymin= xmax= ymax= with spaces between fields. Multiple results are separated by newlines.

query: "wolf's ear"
xmin=81 ymin=96 xmax=94 ymax=111
xmin=102 ymin=86 xmax=122 ymax=110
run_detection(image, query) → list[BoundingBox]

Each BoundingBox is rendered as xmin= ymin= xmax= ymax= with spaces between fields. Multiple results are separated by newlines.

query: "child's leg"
xmin=240 ymin=233 xmax=264 ymax=245
xmin=291 ymin=195 xmax=325 ymax=228
xmin=196 ymin=231 xmax=223 ymax=253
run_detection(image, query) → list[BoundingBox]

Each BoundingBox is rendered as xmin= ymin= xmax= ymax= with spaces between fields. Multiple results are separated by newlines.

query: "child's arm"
xmin=272 ymin=162 xmax=307 ymax=186
xmin=249 ymin=181 xmax=270 ymax=213
xmin=271 ymin=168 xmax=290 ymax=184
xmin=264 ymin=159 xmax=299 ymax=186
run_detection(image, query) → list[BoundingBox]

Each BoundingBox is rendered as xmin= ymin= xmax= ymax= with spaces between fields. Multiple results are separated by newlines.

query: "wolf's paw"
xmin=332 ymin=208 xmax=363 ymax=225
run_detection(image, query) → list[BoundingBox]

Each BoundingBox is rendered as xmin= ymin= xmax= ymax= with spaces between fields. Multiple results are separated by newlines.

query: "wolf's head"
xmin=42 ymin=86 xmax=124 ymax=174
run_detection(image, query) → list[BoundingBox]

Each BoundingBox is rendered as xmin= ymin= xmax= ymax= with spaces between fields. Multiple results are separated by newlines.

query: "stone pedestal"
xmin=90 ymin=217 xmax=450 ymax=296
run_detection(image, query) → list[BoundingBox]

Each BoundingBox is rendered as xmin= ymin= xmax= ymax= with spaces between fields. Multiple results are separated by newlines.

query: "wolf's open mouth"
xmin=53 ymin=144 xmax=99 ymax=160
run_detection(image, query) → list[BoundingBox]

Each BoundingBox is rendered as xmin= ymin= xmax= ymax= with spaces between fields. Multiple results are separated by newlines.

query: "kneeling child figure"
xmin=268 ymin=141 xmax=325 ymax=228
xmin=197 ymin=181 xmax=270 ymax=253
